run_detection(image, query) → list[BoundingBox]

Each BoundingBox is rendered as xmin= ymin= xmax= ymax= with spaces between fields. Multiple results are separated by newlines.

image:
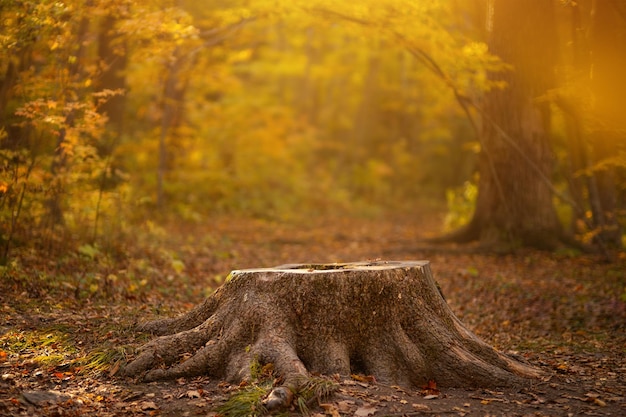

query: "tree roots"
xmin=123 ymin=261 xmax=543 ymax=408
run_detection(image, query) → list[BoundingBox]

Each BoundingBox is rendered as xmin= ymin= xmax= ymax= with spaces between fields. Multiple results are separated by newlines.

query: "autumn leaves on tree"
xmin=1 ymin=0 xmax=625 ymax=261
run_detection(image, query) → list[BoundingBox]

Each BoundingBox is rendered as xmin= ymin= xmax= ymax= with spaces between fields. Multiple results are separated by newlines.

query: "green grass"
xmin=78 ymin=346 xmax=131 ymax=375
xmin=217 ymin=384 xmax=271 ymax=417
xmin=216 ymin=360 xmax=338 ymax=417
xmin=0 ymin=327 xmax=78 ymax=366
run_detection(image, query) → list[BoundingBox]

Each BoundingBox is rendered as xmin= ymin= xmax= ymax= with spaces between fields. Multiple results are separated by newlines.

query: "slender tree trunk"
xmin=97 ymin=14 xmax=127 ymax=139
xmin=560 ymin=2 xmax=591 ymax=234
xmin=46 ymin=14 xmax=91 ymax=227
xmin=586 ymin=0 xmax=625 ymax=247
xmin=157 ymin=50 xmax=188 ymax=209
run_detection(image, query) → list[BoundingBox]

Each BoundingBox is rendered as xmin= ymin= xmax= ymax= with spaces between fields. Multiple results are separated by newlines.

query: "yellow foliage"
xmin=0 ymin=0 xmax=541 ymax=256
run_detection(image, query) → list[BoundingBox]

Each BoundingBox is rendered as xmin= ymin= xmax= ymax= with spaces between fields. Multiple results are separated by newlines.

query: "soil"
xmin=1 ymin=210 xmax=625 ymax=416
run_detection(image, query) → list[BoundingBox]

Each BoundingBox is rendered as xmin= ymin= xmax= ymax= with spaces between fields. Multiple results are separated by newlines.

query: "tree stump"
xmin=123 ymin=261 xmax=542 ymax=399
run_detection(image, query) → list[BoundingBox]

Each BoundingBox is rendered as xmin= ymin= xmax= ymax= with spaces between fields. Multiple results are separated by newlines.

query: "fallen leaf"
xmin=140 ymin=401 xmax=159 ymax=410
xmin=453 ymin=406 xmax=468 ymax=416
xmin=354 ymin=404 xmax=377 ymax=416
xmin=422 ymin=379 xmax=440 ymax=396
xmin=337 ymin=400 xmax=355 ymax=412
xmin=351 ymin=374 xmax=377 ymax=384
xmin=423 ymin=380 xmax=438 ymax=391
xmin=412 ymin=403 xmax=430 ymax=411
xmin=185 ymin=390 xmax=202 ymax=399
xmin=320 ymin=402 xmax=341 ymax=417
xmin=121 ymin=391 xmax=144 ymax=401
xmin=108 ymin=360 xmax=121 ymax=377
xmin=423 ymin=395 xmax=438 ymax=400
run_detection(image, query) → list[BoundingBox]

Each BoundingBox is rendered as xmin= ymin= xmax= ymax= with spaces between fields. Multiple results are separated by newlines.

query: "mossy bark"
xmin=123 ymin=261 xmax=542 ymax=400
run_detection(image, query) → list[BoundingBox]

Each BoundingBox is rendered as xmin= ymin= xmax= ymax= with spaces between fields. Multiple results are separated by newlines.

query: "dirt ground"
xmin=1 ymin=211 xmax=625 ymax=416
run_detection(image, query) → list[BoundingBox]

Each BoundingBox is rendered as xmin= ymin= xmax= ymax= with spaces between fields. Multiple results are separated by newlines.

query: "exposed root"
xmin=137 ymin=291 xmax=222 ymax=335
xmin=425 ymin=217 xmax=593 ymax=255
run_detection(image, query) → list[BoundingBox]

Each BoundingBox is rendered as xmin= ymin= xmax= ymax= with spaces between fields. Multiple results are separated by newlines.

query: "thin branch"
xmin=311 ymin=7 xmax=512 ymax=219
xmin=188 ymin=17 xmax=257 ymax=60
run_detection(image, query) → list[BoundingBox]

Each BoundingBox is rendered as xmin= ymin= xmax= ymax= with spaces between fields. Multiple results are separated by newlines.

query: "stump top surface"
xmin=231 ymin=260 xmax=429 ymax=275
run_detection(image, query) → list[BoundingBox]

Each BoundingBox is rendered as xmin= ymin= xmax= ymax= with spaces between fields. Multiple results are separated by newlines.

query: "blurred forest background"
xmin=1 ymin=0 xmax=625 ymax=263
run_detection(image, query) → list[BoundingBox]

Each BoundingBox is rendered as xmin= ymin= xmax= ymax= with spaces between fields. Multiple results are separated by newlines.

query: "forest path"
xmin=1 ymin=209 xmax=625 ymax=416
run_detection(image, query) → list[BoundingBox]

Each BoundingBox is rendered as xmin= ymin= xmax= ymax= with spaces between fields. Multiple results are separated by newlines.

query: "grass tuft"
xmin=295 ymin=376 xmax=339 ymax=414
xmin=217 ymin=384 xmax=270 ymax=417
xmin=79 ymin=346 xmax=130 ymax=375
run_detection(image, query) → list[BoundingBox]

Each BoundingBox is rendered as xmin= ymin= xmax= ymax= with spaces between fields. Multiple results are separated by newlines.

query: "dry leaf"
xmin=108 ymin=360 xmax=121 ymax=377
xmin=337 ymin=400 xmax=355 ymax=412
xmin=320 ymin=402 xmax=341 ymax=417
xmin=412 ymin=403 xmax=430 ymax=411
xmin=186 ymin=390 xmax=202 ymax=398
xmin=354 ymin=404 xmax=377 ymax=416
xmin=351 ymin=374 xmax=377 ymax=383
xmin=140 ymin=401 xmax=158 ymax=410
xmin=453 ymin=406 xmax=468 ymax=417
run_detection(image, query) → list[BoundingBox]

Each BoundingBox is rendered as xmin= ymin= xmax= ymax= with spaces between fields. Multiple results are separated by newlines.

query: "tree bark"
xmin=97 ymin=13 xmax=127 ymax=140
xmin=123 ymin=261 xmax=542 ymax=407
xmin=444 ymin=0 xmax=565 ymax=251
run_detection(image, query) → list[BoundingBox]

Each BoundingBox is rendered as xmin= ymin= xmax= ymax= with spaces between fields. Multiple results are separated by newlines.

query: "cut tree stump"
xmin=123 ymin=261 xmax=542 ymax=406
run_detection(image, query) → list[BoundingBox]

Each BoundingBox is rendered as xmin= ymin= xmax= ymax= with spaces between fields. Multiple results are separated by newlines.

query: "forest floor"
xmin=1 ymin=208 xmax=626 ymax=416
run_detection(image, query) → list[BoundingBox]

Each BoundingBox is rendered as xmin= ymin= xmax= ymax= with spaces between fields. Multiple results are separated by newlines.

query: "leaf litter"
xmin=1 ymin=212 xmax=625 ymax=416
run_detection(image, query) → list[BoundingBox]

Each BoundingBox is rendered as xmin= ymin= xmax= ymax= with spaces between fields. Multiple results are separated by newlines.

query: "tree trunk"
xmin=45 ymin=14 xmax=91 ymax=228
xmin=97 ymin=13 xmax=128 ymax=140
xmin=157 ymin=49 xmax=189 ymax=210
xmin=586 ymin=0 xmax=625 ymax=247
xmin=446 ymin=0 xmax=564 ymax=251
xmin=123 ymin=261 xmax=542 ymax=408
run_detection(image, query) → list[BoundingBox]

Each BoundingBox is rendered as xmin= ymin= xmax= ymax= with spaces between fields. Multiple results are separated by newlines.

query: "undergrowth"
xmin=78 ymin=346 xmax=131 ymax=375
